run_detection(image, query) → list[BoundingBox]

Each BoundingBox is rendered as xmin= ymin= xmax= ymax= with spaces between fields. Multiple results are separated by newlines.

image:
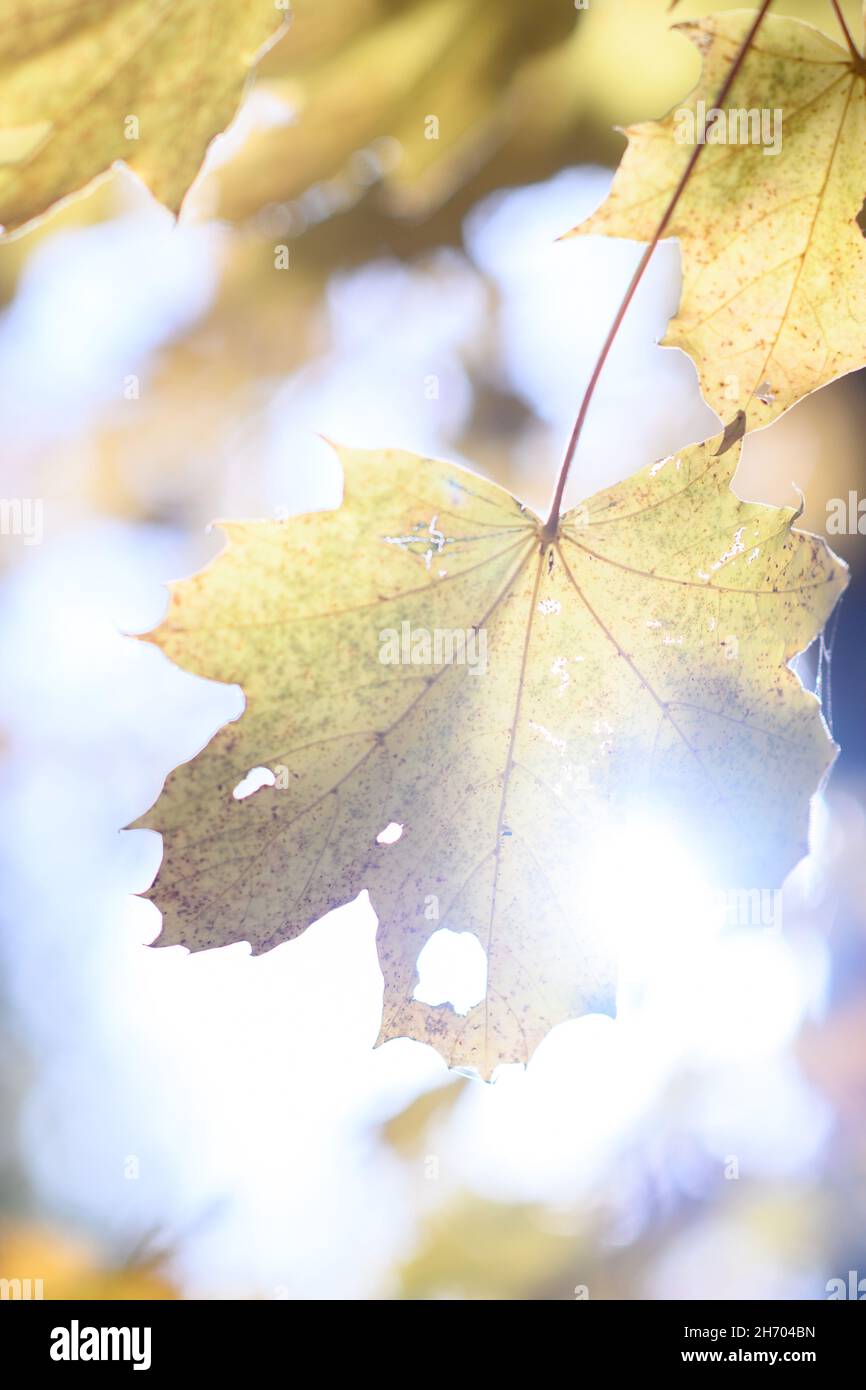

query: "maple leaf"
xmin=0 ymin=0 xmax=288 ymax=235
xmin=568 ymin=11 xmax=866 ymax=431
xmin=134 ymin=431 xmax=845 ymax=1078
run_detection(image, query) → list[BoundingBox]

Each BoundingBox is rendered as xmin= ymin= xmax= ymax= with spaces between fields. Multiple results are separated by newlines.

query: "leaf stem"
xmin=828 ymin=0 xmax=862 ymax=61
xmin=543 ymin=0 xmax=776 ymax=538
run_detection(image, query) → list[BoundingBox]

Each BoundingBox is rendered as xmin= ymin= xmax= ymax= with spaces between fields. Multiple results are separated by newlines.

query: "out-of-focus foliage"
xmin=377 ymin=1038 xmax=845 ymax=1301
xmin=380 ymin=1077 xmax=467 ymax=1156
xmin=0 ymin=0 xmax=288 ymax=235
xmin=0 ymin=1224 xmax=176 ymax=1299
xmin=213 ymin=0 xmax=581 ymax=227
xmin=398 ymin=1194 xmax=584 ymax=1300
xmin=393 ymin=1183 xmax=830 ymax=1300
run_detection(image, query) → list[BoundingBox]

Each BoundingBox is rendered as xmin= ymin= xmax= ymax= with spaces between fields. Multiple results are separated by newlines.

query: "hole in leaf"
xmin=376 ymin=821 xmax=403 ymax=844
xmin=414 ymin=929 xmax=487 ymax=1014
xmin=858 ymin=198 xmax=866 ymax=238
xmin=232 ymin=766 xmax=276 ymax=800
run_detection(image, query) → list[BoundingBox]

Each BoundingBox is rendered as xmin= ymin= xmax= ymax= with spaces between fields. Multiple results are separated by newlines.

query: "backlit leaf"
xmin=0 ymin=0 xmax=288 ymax=234
xmin=135 ymin=431 xmax=845 ymax=1078
xmin=569 ymin=12 xmax=866 ymax=430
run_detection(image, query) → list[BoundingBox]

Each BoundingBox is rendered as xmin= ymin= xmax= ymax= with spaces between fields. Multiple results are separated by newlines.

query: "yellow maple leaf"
xmin=0 ymin=0 xmax=288 ymax=235
xmin=569 ymin=11 xmax=866 ymax=431
xmin=134 ymin=431 xmax=845 ymax=1078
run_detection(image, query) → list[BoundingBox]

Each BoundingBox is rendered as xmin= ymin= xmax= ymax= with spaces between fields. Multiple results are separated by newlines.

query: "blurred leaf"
xmin=381 ymin=1078 xmax=467 ymax=1156
xmin=0 ymin=0 xmax=288 ymax=235
xmin=136 ymin=428 xmax=843 ymax=1076
xmin=396 ymin=1193 xmax=579 ymax=1299
xmin=570 ymin=12 xmax=866 ymax=431
xmin=213 ymin=0 xmax=578 ymax=225
xmin=0 ymin=1224 xmax=177 ymax=1299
